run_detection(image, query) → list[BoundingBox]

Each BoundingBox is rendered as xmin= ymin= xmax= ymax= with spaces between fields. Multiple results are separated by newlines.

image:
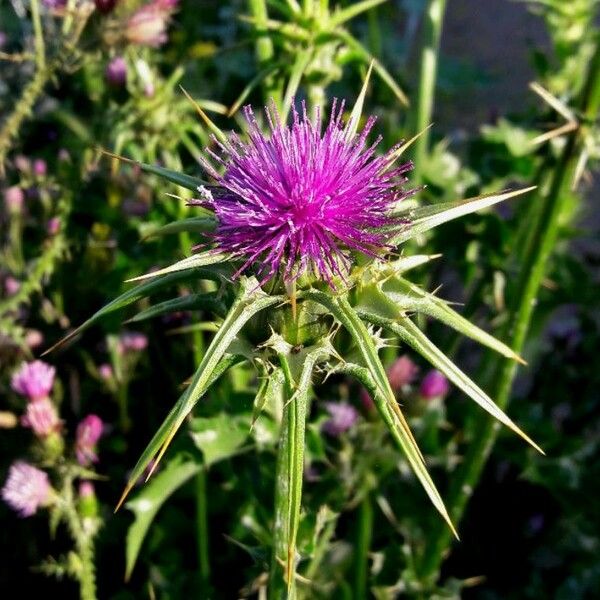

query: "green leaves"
xmin=390 ymin=187 xmax=536 ymax=245
xmin=125 ymin=251 xmax=232 ymax=283
xmin=189 ymin=413 xmax=250 ymax=467
xmin=303 ymin=290 xmax=456 ymax=536
xmin=43 ymin=268 xmax=226 ymax=355
xmin=116 ymin=278 xmax=285 ymax=509
xmin=125 ymin=454 xmax=201 ymax=580
xmin=102 ymin=150 xmax=208 ymax=191
xmin=358 ymin=309 xmax=543 ymax=454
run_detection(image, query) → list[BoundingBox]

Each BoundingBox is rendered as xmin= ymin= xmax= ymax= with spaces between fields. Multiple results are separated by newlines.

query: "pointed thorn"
xmin=114 ymin=482 xmax=134 ymax=513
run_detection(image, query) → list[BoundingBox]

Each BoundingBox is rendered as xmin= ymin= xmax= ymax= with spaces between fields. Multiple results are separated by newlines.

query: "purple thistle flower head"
xmin=2 ymin=462 xmax=51 ymax=517
xmin=322 ymin=401 xmax=359 ymax=436
xmin=197 ymin=101 xmax=414 ymax=286
xmin=21 ymin=397 xmax=61 ymax=438
xmin=11 ymin=361 xmax=56 ymax=401
xmin=419 ymin=370 xmax=450 ymax=400
xmin=75 ymin=415 xmax=104 ymax=466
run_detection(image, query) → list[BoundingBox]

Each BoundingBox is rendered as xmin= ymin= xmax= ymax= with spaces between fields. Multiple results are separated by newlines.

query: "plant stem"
xmin=269 ymin=353 xmax=306 ymax=599
xmin=30 ymin=0 xmax=46 ymax=71
xmin=410 ymin=0 xmax=448 ymax=186
xmin=417 ymin=35 xmax=600 ymax=585
xmin=0 ymin=61 xmax=56 ymax=175
xmin=353 ymin=492 xmax=374 ymax=599
xmin=248 ymin=0 xmax=282 ymax=109
xmin=195 ymin=467 xmax=210 ymax=593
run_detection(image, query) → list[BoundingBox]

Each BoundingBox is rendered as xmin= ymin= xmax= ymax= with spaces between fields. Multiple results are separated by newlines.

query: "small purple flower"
xmin=105 ymin=56 xmax=127 ymax=87
xmin=197 ymin=101 xmax=414 ymax=286
xmin=14 ymin=155 xmax=31 ymax=173
xmin=322 ymin=402 xmax=359 ymax=436
xmin=75 ymin=415 xmax=104 ymax=466
xmin=98 ymin=363 xmax=113 ymax=380
xmin=419 ymin=370 xmax=450 ymax=400
xmin=79 ymin=480 xmax=95 ymax=499
xmin=119 ymin=331 xmax=148 ymax=353
xmin=2 ymin=462 xmax=51 ymax=517
xmin=4 ymin=186 xmax=24 ymax=213
xmin=4 ymin=276 xmax=21 ymax=296
xmin=33 ymin=159 xmax=47 ymax=177
xmin=4 ymin=276 xmax=20 ymax=296
xmin=11 ymin=361 xmax=56 ymax=401
xmin=125 ymin=0 xmax=178 ymax=47
xmin=387 ymin=355 xmax=419 ymax=392
xmin=46 ymin=217 xmax=61 ymax=236
xmin=42 ymin=0 xmax=67 ymax=7
xmin=25 ymin=329 xmax=44 ymax=349
xmin=21 ymin=397 xmax=61 ymax=438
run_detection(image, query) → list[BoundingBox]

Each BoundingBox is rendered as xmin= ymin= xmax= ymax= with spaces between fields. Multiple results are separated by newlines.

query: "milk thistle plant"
xmin=48 ymin=78 xmax=542 ymax=596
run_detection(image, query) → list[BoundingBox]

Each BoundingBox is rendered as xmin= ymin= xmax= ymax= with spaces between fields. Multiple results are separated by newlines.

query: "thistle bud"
xmin=105 ymin=56 xmax=127 ymax=87
xmin=419 ymin=370 xmax=450 ymax=400
xmin=75 ymin=415 xmax=104 ymax=466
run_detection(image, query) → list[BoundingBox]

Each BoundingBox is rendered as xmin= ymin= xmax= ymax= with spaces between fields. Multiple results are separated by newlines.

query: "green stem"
xmin=0 ymin=61 xmax=56 ymax=175
xmin=247 ymin=0 xmax=282 ymax=109
xmin=410 ymin=0 xmax=448 ymax=186
xmin=417 ymin=35 xmax=600 ymax=585
xmin=353 ymin=493 xmax=374 ymax=599
xmin=195 ymin=467 xmax=210 ymax=593
xmin=30 ymin=0 xmax=46 ymax=71
xmin=269 ymin=353 xmax=307 ymax=599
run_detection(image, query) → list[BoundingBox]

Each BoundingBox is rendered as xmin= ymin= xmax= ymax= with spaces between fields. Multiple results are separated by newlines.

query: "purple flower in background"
xmin=322 ymin=402 xmax=359 ymax=436
xmin=46 ymin=217 xmax=61 ymax=236
xmin=42 ymin=0 xmax=66 ymax=7
xmin=2 ymin=462 xmax=51 ymax=517
xmin=75 ymin=415 xmax=104 ymax=466
xmin=105 ymin=56 xmax=127 ymax=87
xmin=4 ymin=186 xmax=24 ymax=213
xmin=33 ymin=159 xmax=47 ymax=177
xmin=419 ymin=370 xmax=450 ymax=400
xmin=197 ymin=101 xmax=415 ymax=286
xmin=21 ymin=397 xmax=61 ymax=438
xmin=79 ymin=480 xmax=95 ymax=498
xmin=387 ymin=355 xmax=419 ymax=392
xmin=98 ymin=363 xmax=113 ymax=380
xmin=25 ymin=329 xmax=44 ymax=349
xmin=4 ymin=276 xmax=20 ymax=296
xmin=11 ymin=361 xmax=56 ymax=401
xmin=125 ymin=0 xmax=178 ymax=47
xmin=118 ymin=331 xmax=148 ymax=353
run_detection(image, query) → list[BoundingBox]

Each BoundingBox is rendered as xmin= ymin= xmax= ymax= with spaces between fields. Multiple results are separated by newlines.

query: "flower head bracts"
xmin=197 ymin=100 xmax=415 ymax=286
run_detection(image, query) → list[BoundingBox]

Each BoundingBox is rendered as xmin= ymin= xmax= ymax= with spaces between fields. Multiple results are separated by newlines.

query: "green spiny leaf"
xmin=358 ymin=310 xmax=543 ymax=454
xmin=43 ymin=268 xmax=227 ymax=355
xmin=125 ymin=251 xmax=232 ymax=283
xmin=390 ymin=187 xmax=536 ymax=245
xmin=127 ymin=293 xmax=225 ymax=323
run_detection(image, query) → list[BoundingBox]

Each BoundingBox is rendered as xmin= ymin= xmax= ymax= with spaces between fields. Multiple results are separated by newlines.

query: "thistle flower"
xmin=125 ymin=0 xmax=178 ymax=48
xmin=1 ymin=462 xmax=51 ymax=517
xmin=21 ymin=397 xmax=61 ymax=438
xmin=4 ymin=276 xmax=20 ymax=296
xmin=33 ymin=159 xmax=47 ymax=177
xmin=105 ymin=56 xmax=127 ymax=87
xmin=387 ymin=355 xmax=419 ymax=392
xmin=11 ymin=361 xmax=56 ymax=401
xmin=322 ymin=402 xmax=359 ymax=436
xmin=419 ymin=370 xmax=450 ymax=400
xmin=118 ymin=331 xmax=148 ymax=353
xmin=46 ymin=217 xmax=61 ymax=236
xmin=197 ymin=101 xmax=415 ymax=285
xmin=75 ymin=415 xmax=104 ymax=466
xmin=3 ymin=186 xmax=24 ymax=214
